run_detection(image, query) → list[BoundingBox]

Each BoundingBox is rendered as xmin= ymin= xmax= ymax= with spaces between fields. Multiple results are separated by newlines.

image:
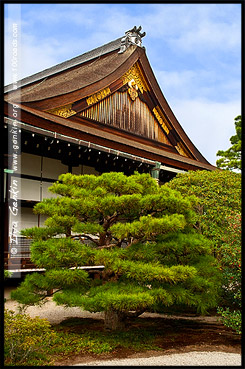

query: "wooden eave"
xmin=5 ymin=46 xmax=138 ymax=109
xmin=4 ymin=37 xmax=122 ymax=94
xmin=4 ymin=101 xmax=216 ymax=172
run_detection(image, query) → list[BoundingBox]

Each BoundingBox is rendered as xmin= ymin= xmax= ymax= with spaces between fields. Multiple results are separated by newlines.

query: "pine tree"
xmin=12 ymin=172 xmax=221 ymax=330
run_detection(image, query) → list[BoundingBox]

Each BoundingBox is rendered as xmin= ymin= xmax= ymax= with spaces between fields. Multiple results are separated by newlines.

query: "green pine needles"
xmin=11 ymin=172 xmax=221 ymax=330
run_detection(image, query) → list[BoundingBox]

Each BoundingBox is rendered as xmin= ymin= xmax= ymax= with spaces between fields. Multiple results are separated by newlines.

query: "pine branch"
xmin=97 ymin=243 xmax=116 ymax=249
xmin=40 ymin=288 xmax=62 ymax=301
xmin=71 ymin=233 xmax=100 ymax=246
xmin=83 ymin=234 xmax=100 ymax=246
xmin=103 ymin=212 xmax=119 ymax=230
xmin=126 ymin=238 xmax=140 ymax=248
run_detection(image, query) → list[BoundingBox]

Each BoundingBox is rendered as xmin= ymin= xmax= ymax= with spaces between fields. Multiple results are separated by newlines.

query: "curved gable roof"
xmin=4 ymin=33 xmax=216 ymax=169
xmin=4 ymin=37 xmax=122 ymax=93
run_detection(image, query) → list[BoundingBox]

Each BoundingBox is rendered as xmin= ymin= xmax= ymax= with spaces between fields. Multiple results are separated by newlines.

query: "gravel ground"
xmin=4 ymin=287 xmax=104 ymax=323
xmin=73 ymin=351 xmax=242 ymax=366
xmin=3 ymin=288 xmax=221 ymax=325
xmin=4 ymin=287 xmax=242 ymax=367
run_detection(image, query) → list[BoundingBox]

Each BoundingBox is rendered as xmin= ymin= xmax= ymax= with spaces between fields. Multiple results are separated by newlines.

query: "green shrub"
xmin=167 ymin=171 xmax=241 ymax=334
xmin=217 ymin=307 xmax=241 ymax=335
xmin=219 ymin=213 xmax=241 ymax=306
xmin=4 ymin=309 xmax=56 ymax=366
xmin=4 ymin=270 xmax=12 ymax=279
xmin=167 ymin=170 xmax=241 ymax=255
xmin=217 ymin=213 xmax=241 ymax=334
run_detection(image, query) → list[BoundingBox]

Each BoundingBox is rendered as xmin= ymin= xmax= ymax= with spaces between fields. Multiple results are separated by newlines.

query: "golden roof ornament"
xmin=128 ymin=79 xmax=139 ymax=100
xmin=118 ymin=26 xmax=146 ymax=54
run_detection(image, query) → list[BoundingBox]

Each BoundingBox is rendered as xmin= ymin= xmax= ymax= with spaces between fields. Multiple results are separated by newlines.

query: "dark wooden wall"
xmin=80 ymin=91 xmax=171 ymax=146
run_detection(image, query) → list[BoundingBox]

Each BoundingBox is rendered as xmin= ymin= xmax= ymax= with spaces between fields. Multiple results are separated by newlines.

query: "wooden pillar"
xmin=150 ymin=161 xmax=161 ymax=184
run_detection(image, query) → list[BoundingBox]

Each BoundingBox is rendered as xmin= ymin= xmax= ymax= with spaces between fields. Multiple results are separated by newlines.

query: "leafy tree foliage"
xmin=4 ymin=270 xmax=12 ymax=279
xmin=217 ymin=213 xmax=241 ymax=334
xmin=167 ymin=170 xmax=241 ymax=334
xmin=12 ymin=172 xmax=221 ymax=330
xmin=167 ymin=170 xmax=241 ymax=255
xmin=216 ymin=115 xmax=241 ymax=171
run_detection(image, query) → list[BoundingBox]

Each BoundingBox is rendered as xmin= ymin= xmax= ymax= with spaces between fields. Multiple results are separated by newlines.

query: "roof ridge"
xmin=4 ymin=37 xmax=122 ymax=93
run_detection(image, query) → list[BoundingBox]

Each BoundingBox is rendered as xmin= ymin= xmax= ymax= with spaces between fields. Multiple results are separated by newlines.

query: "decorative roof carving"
xmin=175 ymin=142 xmax=189 ymax=157
xmin=119 ymin=26 xmax=146 ymax=54
xmin=46 ymin=104 xmax=76 ymax=118
xmin=127 ymin=79 xmax=139 ymax=101
xmin=86 ymin=87 xmax=111 ymax=106
xmin=152 ymin=106 xmax=170 ymax=134
xmin=121 ymin=62 xmax=149 ymax=93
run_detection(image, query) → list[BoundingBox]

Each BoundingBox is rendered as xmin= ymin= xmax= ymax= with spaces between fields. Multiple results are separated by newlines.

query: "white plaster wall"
xmin=42 ymin=181 xmax=58 ymax=199
xmin=20 ymin=209 xmax=48 ymax=230
xmin=21 ymin=153 xmax=41 ymax=176
xmin=40 ymin=215 xmax=48 ymax=227
xmin=72 ymin=165 xmax=82 ymax=175
xmin=42 ymin=157 xmax=68 ymax=179
xmin=20 ymin=207 xmax=39 ymax=229
xmin=19 ymin=178 xmax=41 ymax=201
xmin=72 ymin=165 xmax=99 ymax=175
xmin=82 ymin=165 xmax=99 ymax=175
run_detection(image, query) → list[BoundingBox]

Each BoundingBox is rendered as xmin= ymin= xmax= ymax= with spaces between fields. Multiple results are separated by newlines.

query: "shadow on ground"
xmin=53 ymin=314 xmax=241 ymax=366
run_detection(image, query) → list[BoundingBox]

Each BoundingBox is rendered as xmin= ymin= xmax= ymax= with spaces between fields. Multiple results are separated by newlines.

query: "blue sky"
xmin=4 ymin=3 xmax=241 ymax=166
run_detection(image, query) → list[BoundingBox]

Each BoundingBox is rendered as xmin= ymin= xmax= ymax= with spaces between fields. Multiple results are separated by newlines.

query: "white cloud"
xmin=155 ymin=66 xmax=241 ymax=103
xmin=155 ymin=70 xmax=200 ymax=100
xmin=4 ymin=32 xmax=64 ymax=85
xmin=4 ymin=3 xmax=240 ymax=85
xmin=4 ymin=3 xmax=241 ymax=170
xmin=173 ymin=20 xmax=240 ymax=53
xmin=170 ymin=98 xmax=241 ymax=166
xmin=20 ymin=4 xmax=104 ymax=27
xmin=145 ymin=4 xmax=241 ymax=50
xmin=4 ymin=4 xmax=139 ymax=85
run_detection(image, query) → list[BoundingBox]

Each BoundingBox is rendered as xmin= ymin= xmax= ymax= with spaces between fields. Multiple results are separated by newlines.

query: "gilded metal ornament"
xmin=175 ymin=142 xmax=189 ymax=157
xmin=86 ymin=87 xmax=111 ymax=106
xmin=46 ymin=104 xmax=77 ymax=118
xmin=152 ymin=107 xmax=170 ymax=134
xmin=127 ymin=79 xmax=139 ymax=100
xmin=121 ymin=63 xmax=149 ymax=93
xmin=128 ymin=87 xmax=138 ymax=100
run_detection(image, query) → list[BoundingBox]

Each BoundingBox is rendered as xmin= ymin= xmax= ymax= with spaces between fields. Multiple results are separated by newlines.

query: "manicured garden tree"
xmin=167 ymin=170 xmax=241 ymax=334
xmin=217 ymin=212 xmax=241 ymax=334
xmin=216 ymin=115 xmax=241 ymax=172
xmin=166 ymin=170 xmax=241 ymax=255
xmin=11 ymin=172 xmax=221 ymax=330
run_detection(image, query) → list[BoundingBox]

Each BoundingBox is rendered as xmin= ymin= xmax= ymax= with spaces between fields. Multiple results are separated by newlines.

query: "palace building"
xmin=4 ymin=26 xmax=216 ymax=271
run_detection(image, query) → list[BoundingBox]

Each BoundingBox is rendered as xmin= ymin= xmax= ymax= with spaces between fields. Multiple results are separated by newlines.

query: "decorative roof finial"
xmin=118 ymin=26 xmax=146 ymax=54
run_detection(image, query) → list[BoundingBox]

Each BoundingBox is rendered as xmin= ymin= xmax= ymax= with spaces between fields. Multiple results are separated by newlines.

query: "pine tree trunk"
xmin=104 ymin=310 xmax=126 ymax=330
